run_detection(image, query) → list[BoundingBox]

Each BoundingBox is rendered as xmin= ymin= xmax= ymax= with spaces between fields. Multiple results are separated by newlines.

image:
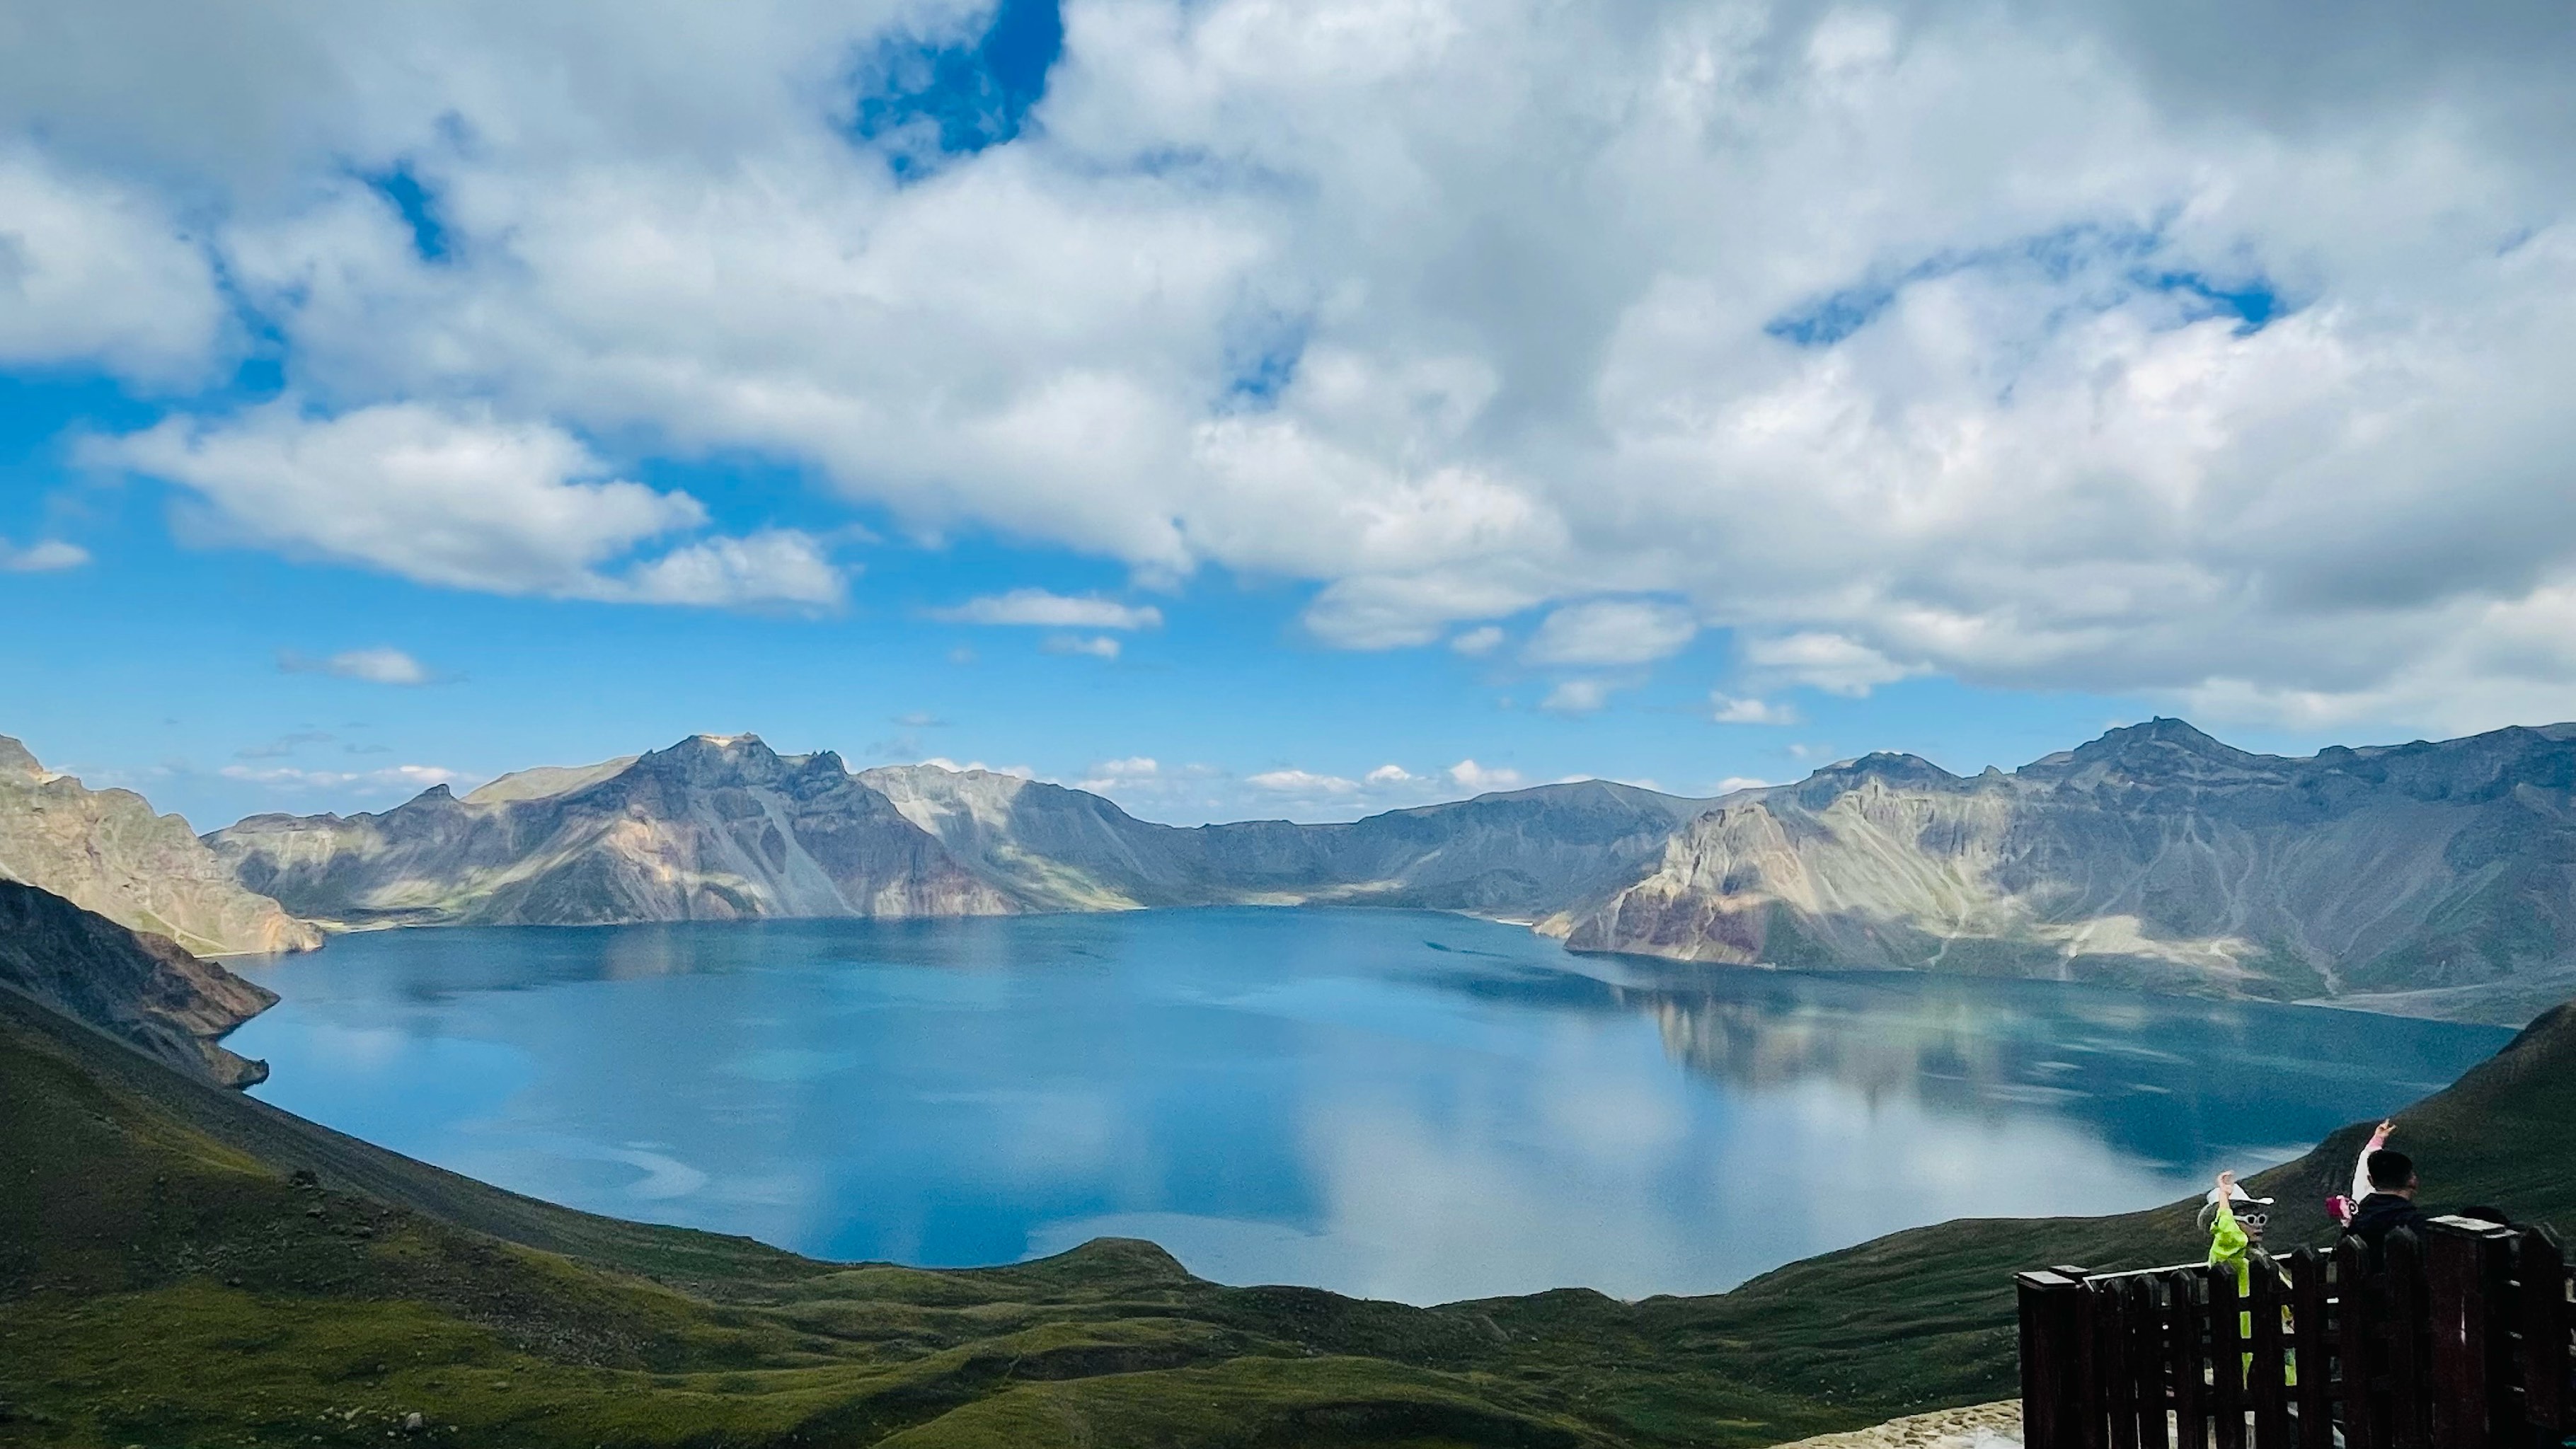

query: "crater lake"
xmin=226 ymin=907 xmax=2512 ymax=1304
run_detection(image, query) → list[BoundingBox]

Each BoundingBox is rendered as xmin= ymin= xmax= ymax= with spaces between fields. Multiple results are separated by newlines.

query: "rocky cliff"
xmin=1552 ymin=719 xmax=2576 ymax=1020
xmin=208 ymin=735 xmax=1710 ymax=929
xmin=200 ymin=718 xmax=2576 ymax=1021
xmin=0 ymin=878 xmax=278 ymax=1087
xmin=209 ymin=734 xmax=1019 ymax=927
xmin=0 ymin=734 xmax=321 ymax=956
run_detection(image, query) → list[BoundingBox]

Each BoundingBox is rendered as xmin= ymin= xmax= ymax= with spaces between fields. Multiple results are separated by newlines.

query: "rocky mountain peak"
xmin=0 ymin=734 xmax=42 ymax=780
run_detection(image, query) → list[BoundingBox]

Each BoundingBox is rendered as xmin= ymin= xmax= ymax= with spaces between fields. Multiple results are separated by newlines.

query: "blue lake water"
xmin=228 ymin=908 xmax=2513 ymax=1305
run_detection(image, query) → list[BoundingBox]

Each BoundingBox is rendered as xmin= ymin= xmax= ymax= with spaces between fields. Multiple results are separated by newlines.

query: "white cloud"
xmin=1713 ymin=776 xmax=1771 ymax=795
xmin=94 ymin=402 xmax=841 ymax=607
xmin=1363 ymin=763 xmax=1417 ymax=785
xmin=1446 ymin=759 xmax=1524 ymax=793
xmin=1710 ymin=693 xmax=1801 ymax=725
xmin=220 ymin=762 xmax=464 ymax=794
xmin=1042 ymin=633 xmax=1122 ymax=658
xmin=0 ymin=538 xmax=91 ymax=572
xmin=1541 ymin=678 xmax=1615 ymax=715
xmin=612 ymin=530 xmax=844 ymax=608
xmin=1247 ymin=768 xmax=1359 ymax=794
xmin=1524 ymin=601 xmax=1698 ymax=667
xmin=931 ymin=589 xmax=1163 ymax=630
xmin=1448 ymin=625 xmax=1505 ymax=657
xmin=11 ymin=2 xmax=2576 ymax=734
xmin=279 ymin=646 xmax=432 ymax=685
xmin=0 ymin=147 xmax=227 ymax=383
xmin=890 ymin=710 xmax=947 ymax=728
xmin=1740 ymin=635 xmax=1921 ymax=698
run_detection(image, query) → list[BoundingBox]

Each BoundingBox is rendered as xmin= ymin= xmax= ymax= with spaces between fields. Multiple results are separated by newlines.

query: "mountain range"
xmin=0 ymin=734 xmax=321 ymax=957
xmin=192 ymin=719 xmax=2576 ymax=1023
xmin=4 ymin=864 xmax=2570 ymax=1445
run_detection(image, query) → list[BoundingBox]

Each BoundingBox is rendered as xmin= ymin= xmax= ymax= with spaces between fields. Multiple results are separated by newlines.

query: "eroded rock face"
xmin=209 ymin=736 xmax=1721 ymax=929
xmin=0 ymin=735 xmax=321 ymax=957
xmin=1554 ymin=719 xmax=2576 ymax=1019
xmin=207 ymin=734 xmax=1020 ymax=927
xmin=0 ymin=879 xmax=279 ymax=1087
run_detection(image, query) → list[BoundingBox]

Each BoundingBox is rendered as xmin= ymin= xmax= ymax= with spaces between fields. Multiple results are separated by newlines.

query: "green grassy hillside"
xmin=4 ymin=983 xmax=2570 ymax=1447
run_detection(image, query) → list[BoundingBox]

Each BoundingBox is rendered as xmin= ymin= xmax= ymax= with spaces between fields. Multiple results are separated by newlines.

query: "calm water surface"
xmin=229 ymin=908 xmax=2512 ymax=1304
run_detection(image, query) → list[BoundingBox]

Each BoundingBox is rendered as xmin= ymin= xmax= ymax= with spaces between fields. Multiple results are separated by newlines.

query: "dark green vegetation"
xmin=5 ymin=892 xmax=2572 ymax=1445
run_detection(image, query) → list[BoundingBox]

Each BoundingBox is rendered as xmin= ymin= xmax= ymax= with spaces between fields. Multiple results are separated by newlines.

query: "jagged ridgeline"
xmin=201 ymin=721 xmax=2576 ymax=1023
xmin=201 ymin=731 xmax=1703 ymax=928
xmin=0 ymin=734 xmax=321 ymax=957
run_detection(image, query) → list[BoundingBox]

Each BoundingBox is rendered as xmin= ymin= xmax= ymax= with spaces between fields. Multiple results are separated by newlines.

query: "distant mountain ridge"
xmin=207 ymin=732 xmax=1706 ymax=928
xmin=200 ymin=719 xmax=2576 ymax=1023
xmin=1550 ymin=718 xmax=2576 ymax=1021
xmin=0 ymin=734 xmax=321 ymax=956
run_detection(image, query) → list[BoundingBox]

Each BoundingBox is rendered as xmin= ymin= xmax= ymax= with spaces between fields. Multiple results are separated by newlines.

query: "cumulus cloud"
xmin=0 ymin=538 xmax=90 ymax=572
xmin=1364 ymin=763 xmax=1418 ymax=785
xmin=0 ymin=148 xmax=228 ymax=383
xmin=12 ymin=1 xmax=2576 ymax=732
xmin=1710 ymin=693 xmax=1801 ymax=725
xmin=91 ymin=403 xmax=841 ymax=607
xmin=931 ymin=589 xmax=1163 ymax=630
xmin=1448 ymin=625 xmax=1505 ymax=657
xmin=1447 ymin=759 xmax=1524 ymax=793
xmin=1541 ymin=679 xmax=1615 ymax=715
xmin=220 ymin=761 xmax=465 ymax=794
xmin=278 ymin=646 xmax=432 ymax=685
xmin=1248 ymin=768 xmax=1359 ymax=794
xmin=1713 ymin=775 xmax=1772 ymax=795
xmin=1739 ymin=635 xmax=1922 ymax=699
xmin=1042 ymin=633 xmax=1122 ymax=658
xmin=1524 ymin=601 xmax=1699 ymax=667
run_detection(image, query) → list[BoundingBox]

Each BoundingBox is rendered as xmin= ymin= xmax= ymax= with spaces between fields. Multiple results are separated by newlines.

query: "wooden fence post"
xmin=2105 ymin=1279 xmax=2142 ymax=1449
xmin=2250 ymin=1257 xmax=2292 ymax=1449
xmin=2388 ymin=1230 xmax=2431 ymax=1449
xmin=2336 ymin=1237 xmax=2381 ymax=1449
xmin=2425 ymin=1216 xmax=2517 ymax=1449
xmin=2023 ymin=1271 xmax=2090 ymax=1449
xmin=2291 ymin=1248 xmax=2331 ymax=1449
xmin=2212 ymin=1263 xmax=2248 ymax=1449
xmin=2170 ymin=1269 xmax=2209 ymax=1449
xmin=2512 ymin=1228 xmax=2567 ymax=1443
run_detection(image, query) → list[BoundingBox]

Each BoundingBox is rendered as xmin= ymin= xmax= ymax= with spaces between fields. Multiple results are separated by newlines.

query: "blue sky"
xmin=4 ymin=0 xmax=2572 ymax=830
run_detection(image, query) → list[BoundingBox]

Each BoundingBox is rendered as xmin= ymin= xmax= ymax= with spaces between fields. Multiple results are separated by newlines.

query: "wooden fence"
xmin=2018 ymin=1216 xmax=2572 ymax=1449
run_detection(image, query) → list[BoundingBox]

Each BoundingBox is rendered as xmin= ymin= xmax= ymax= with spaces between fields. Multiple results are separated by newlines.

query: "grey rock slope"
xmin=209 ymin=734 xmax=1019 ymax=928
xmin=1551 ymin=718 xmax=2576 ymax=1020
xmin=0 ymin=878 xmax=280 ymax=1087
xmin=861 ymin=764 xmax=1705 ymax=914
xmin=0 ymin=734 xmax=321 ymax=956
xmin=202 ymin=717 xmax=2576 ymax=1022
xmin=208 ymin=734 xmax=1708 ymax=928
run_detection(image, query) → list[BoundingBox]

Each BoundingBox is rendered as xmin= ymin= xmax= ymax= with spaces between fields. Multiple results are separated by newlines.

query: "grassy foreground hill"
xmin=4 ymin=971 xmax=2571 ymax=1446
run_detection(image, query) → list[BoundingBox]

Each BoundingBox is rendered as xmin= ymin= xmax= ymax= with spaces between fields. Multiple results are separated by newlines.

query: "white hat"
xmin=2205 ymin=1182 xmax=2276 ymax=1206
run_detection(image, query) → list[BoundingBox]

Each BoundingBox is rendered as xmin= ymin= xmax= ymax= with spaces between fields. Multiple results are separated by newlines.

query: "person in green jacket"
xmin=2204 ymin=1169 xmax=2294 ymax=1385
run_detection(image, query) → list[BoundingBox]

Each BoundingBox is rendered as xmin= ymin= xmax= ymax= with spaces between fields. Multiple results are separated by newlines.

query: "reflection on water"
xmin=229 ymin=909 xmax=2509 ymax=1305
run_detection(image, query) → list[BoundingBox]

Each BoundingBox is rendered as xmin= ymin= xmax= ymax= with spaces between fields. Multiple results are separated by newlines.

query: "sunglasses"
xmin=2237 ymin=1211 xmax=2270 ymax=1227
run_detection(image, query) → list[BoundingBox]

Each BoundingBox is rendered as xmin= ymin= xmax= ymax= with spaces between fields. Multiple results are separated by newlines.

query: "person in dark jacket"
xmin=2346 ymin=1148 xmax=2427 ymax=1268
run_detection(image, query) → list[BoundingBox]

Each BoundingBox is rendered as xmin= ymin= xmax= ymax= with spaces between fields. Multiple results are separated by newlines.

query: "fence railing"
xmin=2018 ymin=1216 xmax=2572 ymax=1449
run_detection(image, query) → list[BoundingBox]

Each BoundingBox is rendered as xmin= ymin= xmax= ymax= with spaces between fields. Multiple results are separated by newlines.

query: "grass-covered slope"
xmin=0 ymin=985 xmax=1853 ymax=1448
xmin=4 ymin=978 xmax=2569 ymax=1446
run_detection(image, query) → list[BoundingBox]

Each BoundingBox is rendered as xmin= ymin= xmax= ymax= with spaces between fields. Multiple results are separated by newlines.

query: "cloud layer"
xmin=6 ymin=0 xmax=2575 ymax=729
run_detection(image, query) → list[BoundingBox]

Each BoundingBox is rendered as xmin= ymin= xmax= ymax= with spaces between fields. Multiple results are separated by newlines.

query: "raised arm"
xmin=2352 ymin=1119 xmax=2394 ymax=1203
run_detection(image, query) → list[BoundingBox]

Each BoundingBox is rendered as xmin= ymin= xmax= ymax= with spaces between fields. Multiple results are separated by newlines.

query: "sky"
xmin=2 ymin=0 xmax=2573 ymax=831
